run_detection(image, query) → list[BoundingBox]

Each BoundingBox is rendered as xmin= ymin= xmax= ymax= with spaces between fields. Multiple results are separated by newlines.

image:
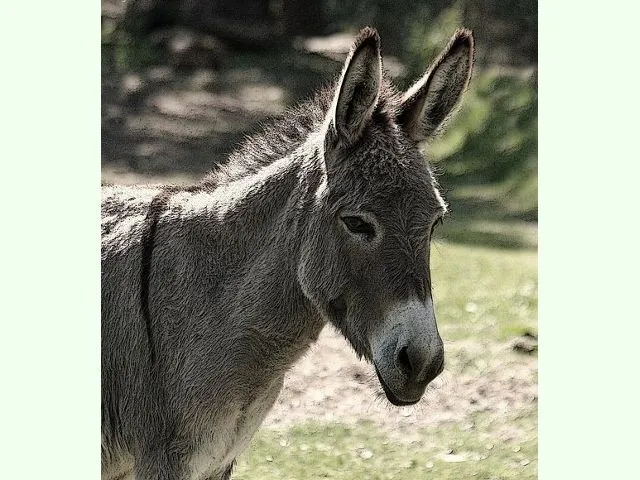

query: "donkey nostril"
xmin=397 ymin=346 xmax=413 ymax=375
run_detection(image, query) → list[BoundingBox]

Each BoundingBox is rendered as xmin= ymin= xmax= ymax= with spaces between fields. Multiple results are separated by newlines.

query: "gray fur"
xmin=102 ymin=27 xmax=475 ymax=480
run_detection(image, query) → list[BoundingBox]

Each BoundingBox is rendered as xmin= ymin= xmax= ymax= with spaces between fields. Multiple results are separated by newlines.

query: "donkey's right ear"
xmin=326 ymin=27 xmax=382 ymax=147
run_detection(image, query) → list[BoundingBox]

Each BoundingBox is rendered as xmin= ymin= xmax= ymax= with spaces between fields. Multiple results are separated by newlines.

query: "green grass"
xmin=235 ymin=412 xmax=537 ymax=480
xmin=431 ymin=241 xmax=537 ymax=342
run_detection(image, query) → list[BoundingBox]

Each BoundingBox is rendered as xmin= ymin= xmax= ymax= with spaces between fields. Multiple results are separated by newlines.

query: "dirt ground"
xmin=264 ymin=326 xmax=537 ymax=444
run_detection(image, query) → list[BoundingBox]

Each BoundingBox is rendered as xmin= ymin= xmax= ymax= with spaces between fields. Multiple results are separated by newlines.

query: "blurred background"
xmin=102 ymin=1 xmax=537 ymax=478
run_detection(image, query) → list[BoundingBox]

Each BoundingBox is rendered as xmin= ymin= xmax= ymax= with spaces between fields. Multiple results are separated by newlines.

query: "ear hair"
xmin=398 ymin=28 xmax=475 ymax=141
xmin=327 ymin=27 xmax=382 ymax=147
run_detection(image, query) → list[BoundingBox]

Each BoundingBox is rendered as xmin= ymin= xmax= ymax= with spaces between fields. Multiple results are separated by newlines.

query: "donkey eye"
xmin=341 ymin=216 xmax=376 ymax=239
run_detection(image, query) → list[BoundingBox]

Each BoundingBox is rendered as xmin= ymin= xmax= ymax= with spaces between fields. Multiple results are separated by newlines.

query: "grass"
xmin=235 ymin=411 xmax=537 ymax=479
xmin=431 ymin=241 xmax=537 ymax=342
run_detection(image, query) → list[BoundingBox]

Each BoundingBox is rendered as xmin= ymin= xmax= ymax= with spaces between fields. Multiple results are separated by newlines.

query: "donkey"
xmin=102 ymin=27 xmax=474 ymax=480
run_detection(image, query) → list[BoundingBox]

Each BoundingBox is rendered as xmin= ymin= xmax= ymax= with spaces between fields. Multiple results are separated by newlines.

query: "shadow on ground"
xmin=102 ymin=44 xmax=339 ymax=183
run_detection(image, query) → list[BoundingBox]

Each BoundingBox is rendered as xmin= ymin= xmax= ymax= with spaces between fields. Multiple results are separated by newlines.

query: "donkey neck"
xmin=145 ymin=144 xmax=328 ymax=405
xmin=160 ymin=138 xmax=328 ymax=343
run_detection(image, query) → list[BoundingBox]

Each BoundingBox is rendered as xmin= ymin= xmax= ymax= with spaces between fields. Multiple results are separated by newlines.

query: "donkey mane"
xmin=201 ymin=72 xmax=402 ymax=187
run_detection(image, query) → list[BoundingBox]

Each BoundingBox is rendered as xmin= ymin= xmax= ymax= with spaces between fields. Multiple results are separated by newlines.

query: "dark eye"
xmin=341 ymin=216 xmax=376 ymax=240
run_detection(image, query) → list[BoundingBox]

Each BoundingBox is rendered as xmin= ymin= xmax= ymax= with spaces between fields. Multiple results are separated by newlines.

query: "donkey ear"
xmin=398 ymin=29 xmax=474 ymax=142
xmin=328 ymin=27 xmax=382 ymax=145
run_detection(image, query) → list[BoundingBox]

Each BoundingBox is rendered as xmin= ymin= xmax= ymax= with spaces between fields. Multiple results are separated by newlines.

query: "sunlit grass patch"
xmin=431 ymin=242 xmax=537 ymax=342
xmin=235 ymin=412 xmax=537 ymax=480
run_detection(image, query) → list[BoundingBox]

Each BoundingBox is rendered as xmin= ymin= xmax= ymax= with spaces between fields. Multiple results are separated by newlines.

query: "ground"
xmin=265 ymin=328 xmax=536 ymax=439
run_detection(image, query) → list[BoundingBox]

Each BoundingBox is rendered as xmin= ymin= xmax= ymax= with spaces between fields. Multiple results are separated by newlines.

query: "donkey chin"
xmin=370 ymin=300 xmax=445 ymax=406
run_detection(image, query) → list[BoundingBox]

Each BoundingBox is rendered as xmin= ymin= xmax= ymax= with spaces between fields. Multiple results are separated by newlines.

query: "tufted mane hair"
xmin=200 ymin=70 xmax=402 ymax=187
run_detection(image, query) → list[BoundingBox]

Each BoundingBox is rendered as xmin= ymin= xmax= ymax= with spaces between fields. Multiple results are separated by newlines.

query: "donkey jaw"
xmin=328 ymin=295 xmax=347 ymax=323
xmin=327 ymin=295 xmax=373 ymax=360
xmin=374 ymin=364 xmax=422 ymax=406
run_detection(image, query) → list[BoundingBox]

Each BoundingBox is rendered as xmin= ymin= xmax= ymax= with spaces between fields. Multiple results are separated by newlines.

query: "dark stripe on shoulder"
xmin=140 ymin=184 xmax=202 ymax=364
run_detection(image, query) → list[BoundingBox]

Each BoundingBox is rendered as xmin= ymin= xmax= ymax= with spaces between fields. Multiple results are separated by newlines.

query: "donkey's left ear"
xmin=327 ymin=27 xmax=382 ymax=146
xmin=398 ymin=29 xmax=474 ymax=142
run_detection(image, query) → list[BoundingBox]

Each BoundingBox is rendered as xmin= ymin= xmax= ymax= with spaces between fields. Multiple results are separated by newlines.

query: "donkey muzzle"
xmin=371 ymin=299 xmax=444 ymax=406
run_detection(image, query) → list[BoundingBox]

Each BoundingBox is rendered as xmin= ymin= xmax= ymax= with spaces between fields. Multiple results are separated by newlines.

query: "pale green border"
xmin=0 ymin=0 xmax=100 ymax=478
xmin=539 ymin=0 xmax=640 ymax=478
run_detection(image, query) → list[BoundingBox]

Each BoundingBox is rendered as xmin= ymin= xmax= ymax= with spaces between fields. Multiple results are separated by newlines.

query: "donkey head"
xmin=298 ymin=28 xmax=474 ymax=406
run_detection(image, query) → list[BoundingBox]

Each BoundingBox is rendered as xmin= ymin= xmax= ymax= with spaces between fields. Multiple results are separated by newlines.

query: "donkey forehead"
xmin=328 ymin=125 xmax=446 ymax=215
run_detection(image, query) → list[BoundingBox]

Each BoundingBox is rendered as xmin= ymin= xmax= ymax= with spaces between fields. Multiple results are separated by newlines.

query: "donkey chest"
xmin=188 ymin=376 xmax=284 ymax=480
